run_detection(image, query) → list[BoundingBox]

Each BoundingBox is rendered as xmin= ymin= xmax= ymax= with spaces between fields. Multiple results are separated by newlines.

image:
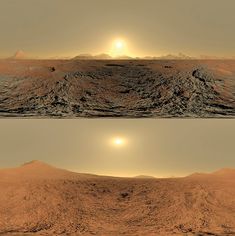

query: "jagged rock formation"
xmin=0 ymin=60 xmax=234 ymax=117
xmin=0 ymin=161 xmax=235 ymax=235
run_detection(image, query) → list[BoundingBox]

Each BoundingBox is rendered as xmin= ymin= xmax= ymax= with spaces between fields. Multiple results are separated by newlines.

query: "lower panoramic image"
xmin=0 ymin=119 xmax=235 ymax=235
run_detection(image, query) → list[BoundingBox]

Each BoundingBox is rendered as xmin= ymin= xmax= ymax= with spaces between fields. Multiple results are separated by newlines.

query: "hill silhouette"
xmin=11 ymin=50 xmax=28 ymax=59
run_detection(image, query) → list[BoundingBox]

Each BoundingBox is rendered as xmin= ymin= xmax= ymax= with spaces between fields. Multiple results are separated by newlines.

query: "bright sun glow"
xmin=112 ymin=137 xmax=126 ymax=147
xmin=115 ymin=41 xmax=123 ymax=49
xmin=111 ymin=39 xmax=128 ymax=57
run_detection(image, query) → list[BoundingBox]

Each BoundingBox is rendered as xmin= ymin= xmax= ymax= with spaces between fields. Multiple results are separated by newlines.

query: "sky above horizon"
xmin=0 ymin=119 xmax=234 ymax=178
xmin=0 ymin=0 xmax=235 ymax=58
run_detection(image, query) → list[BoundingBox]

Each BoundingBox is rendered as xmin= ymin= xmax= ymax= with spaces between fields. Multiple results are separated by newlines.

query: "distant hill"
xmin=94 ymin=53 xmax=112 ymax=59
xmin=115 ymin=55 xmax=133 ymax=60
xmin=159 ymin=53 xmax=193 ymax=60
xmin=212 ymin=168 xmax=235 ymax=177
xmin=73 ymin=53 xmax=134 ymax=60
xmin=73 ymin=53 xmax=112 ymax=60
xmin=134 ymin=175 xmax=155 ymax=179
xmin=144 ymin=53 xmax=194 ymax=60
xmin=187 ymin=168 xmax=235 ymax=179
xmin=11 ymin=50 xmax=28 ymax=59
xmin=73 ymin=53 xmax=94 ymax=60
xmin=0 ymin=160 xmax=75 ymax=181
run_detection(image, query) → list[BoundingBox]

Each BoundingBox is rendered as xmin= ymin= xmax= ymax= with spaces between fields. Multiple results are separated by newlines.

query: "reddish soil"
xmin=0 ymin=59 xmax=234 ymax=118
xmin=0 ymin=161 xmax=235 ymax=235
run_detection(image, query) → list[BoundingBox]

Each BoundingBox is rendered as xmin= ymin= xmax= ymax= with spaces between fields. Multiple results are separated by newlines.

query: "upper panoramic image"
xmin=0 ymin=0 xmax=234 ymax=118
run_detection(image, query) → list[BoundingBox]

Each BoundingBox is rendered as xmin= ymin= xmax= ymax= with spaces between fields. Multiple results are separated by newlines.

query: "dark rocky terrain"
xmin=0 ymin=161 xmax=235 ymax=235
xmin=0 ymin=60 xmax=234 ymax=118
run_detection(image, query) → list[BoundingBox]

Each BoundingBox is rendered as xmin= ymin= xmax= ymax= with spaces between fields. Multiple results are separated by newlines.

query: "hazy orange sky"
xmin=0 ymin=0 xmax=235 ymax=58
xmin=0 ymin=119 xmax=234 ymax=177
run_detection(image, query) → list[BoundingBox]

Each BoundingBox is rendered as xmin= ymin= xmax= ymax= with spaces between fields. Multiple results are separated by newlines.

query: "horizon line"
xmin=1 ymin=160 xmax=235 ymax=179
xmin=1 ymin=51 xmax=235 ymax=60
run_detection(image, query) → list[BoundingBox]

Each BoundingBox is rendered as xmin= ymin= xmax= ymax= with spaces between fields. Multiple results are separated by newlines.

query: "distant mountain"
xmin=73 ymin=53 xmax=134 ymax=60
xmin=11 ymin=50 xmax=28 ymax=59
xmin=0 ymin=160 xmax=79 ymax=181
xmin=134 ymin=175 xmax=155 ymax=179
xmin=115 ymin=55 xmax=133 ymax=60
xmin=73 ymin=53 xmax=94 ymax=60
xmin=212 ymin=168 xmax=235 ymax=177
xmin=199 ymin=55 xmax=235 ymax=60
xmin=94 ymin=53 xmax=112 ymax=59
xmin=2 ymin=161 xmax=234 ymax=180
xmin=143 ymin=53 xmax=194 ymax=60
xmin=158 ymin=53 xmax=194 ymax=60
xmin=143 ymin=56 xmax=158 ymax=60
xmin=73 ymin=53 xmax=112 ymax=60
xmin=187 ymin=168 xmax=235 ymax=179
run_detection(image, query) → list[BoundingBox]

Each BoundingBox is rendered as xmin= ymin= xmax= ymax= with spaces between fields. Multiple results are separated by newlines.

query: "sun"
xmin=111 ymin=137 xmax=126 ymax=147
xmin=115 ymin=41 xmax=124 ymax=49
xmin=111 ymin=39 xmax=127 ymax=57
xmin=114 ymin=138 xmax=123 ymax=145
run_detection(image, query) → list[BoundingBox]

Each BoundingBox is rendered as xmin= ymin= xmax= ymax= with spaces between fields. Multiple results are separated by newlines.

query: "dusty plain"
xmin=0 ymin=161 xmax=235 ymax=235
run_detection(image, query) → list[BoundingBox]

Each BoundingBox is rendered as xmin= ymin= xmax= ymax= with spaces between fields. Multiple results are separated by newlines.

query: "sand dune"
xmin=0 ymin=60 xmax=234 ymax=118
xmin=0 ymin=161 xmax=235 ymax=235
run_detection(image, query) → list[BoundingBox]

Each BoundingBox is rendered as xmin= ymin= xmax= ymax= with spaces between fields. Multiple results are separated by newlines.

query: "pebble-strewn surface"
xmin=0 ymin=60 xmax=234 ymax=117
xmin=1 ymin=161 xmax=235 ymax=235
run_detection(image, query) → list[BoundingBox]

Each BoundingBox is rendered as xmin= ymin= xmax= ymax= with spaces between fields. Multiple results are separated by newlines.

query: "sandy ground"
xmin=0 ymin=59 xmax=234 ymax=118
xmin=0 ymin=161 xmax=235 ymax=235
